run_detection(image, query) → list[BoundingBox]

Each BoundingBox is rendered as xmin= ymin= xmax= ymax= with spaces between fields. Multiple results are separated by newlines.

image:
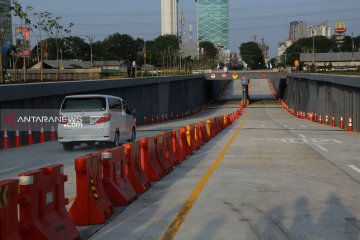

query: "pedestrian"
xmin=131 ymin=60 xmax=136 ymax=78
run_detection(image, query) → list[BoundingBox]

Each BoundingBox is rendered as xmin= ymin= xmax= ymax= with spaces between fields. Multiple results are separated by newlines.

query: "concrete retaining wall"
xmin=0 ymin=75 xmax=228 ymax=147
xmin=271 ymin=74 xmax=360 ymax=131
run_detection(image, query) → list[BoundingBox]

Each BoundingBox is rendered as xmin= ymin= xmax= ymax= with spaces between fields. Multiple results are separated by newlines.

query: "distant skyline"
xmin=13 ymin=0 xmax=360 ymax=58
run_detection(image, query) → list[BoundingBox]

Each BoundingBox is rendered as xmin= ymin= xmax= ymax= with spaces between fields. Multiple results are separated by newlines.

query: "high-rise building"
xmin=0 ymin=0 xmax=13 ymax=46
xmin=161 ymin=0 xmax=177 ymax=35
xmin=289 ymin=21 xmax=308 ymax=41
xmin=197 ymin=0 xmax=229 ymax=49
xmin=309 ymin=22 xmax=331 ymax=38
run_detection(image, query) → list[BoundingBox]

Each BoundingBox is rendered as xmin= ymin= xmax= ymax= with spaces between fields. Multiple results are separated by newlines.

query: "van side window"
xmin=121 ymin=100 xmax=128 ymax=113
xmin=109 ymin=98 xmax=122 ymax=111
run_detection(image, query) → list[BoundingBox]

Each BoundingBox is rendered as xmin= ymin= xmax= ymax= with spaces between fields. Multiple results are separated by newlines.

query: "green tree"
xmin=151 ymin=34 xmax=179 ymax=68
xmin=101 ymin=33 xmax=140 ymax=61
xmin=199 ymin=41 xmax=217 ymax=60
xmin=39 ymin=13 xmax=73 ymax=80
xmin=239 ymin=42 xmax=265 ymax=69
xmin=284 ymin=36 xmax=336 ymax=66
xmin=62 ymin=36 xmax=90 ymax=60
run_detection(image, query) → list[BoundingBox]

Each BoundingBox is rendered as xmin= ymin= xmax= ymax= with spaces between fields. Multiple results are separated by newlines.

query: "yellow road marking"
xmin=160 ymin=109 xmax=250 ymax=240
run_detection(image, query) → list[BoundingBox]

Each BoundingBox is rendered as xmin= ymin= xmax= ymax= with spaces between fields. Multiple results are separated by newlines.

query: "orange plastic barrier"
xmin=69 ymin=153 xmax=113 ymax=226
xmin=186 ymin=125 xmax=200 ymax=151
xmin=179 ymin=128 xmax=192 ymax=156
xmin=155 ymin=135 xmax=173 ymax=173
xmin=18 ymin=164 xmax=79 ymax=239
xmin=199 ymin=121 xmax=210 ymax=143
xmin=0 ymin=179 xmax=20 ymax=240
xmin=194 ymin=123 xmax=204 ymax=147
xmin=101 ymin=148 xmax=137 ymax=206
xmin=161 ymin=132 xmax=180 ymax=166
xmin=139 ymin=138 xmax=164 ymax=181
xmin=172 ymin=129 xmax=186 ymax=161
xmin=124 ymin=141 xmax=151 ymax=193
xmin=206 ymin=120 xmax=214 ymax=138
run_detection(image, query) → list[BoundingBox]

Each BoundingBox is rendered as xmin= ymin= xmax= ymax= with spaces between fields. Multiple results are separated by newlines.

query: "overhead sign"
xmin=232 ymin=73 xmax=238 ymax=79
xmin=210 ymin=73 xmax=216 ymax=79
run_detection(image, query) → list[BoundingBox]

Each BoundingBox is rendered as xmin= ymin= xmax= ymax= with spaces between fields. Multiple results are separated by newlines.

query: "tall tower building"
xmin=289 ymin=21 xmax=308 ymax=41
xmin=197 ymin=0 xmax=229 ymax=49
xmin=0 ymin=0 xmax=13 ymax=45
xmin=161 ymin=0 xmax=177 ymax=35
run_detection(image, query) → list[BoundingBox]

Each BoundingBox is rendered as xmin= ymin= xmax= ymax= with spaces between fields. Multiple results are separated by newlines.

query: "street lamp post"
xmin=311 ymin=27 xmax=315 ymax=66
xmin=87 ymin=35 xmax=94 ymax=68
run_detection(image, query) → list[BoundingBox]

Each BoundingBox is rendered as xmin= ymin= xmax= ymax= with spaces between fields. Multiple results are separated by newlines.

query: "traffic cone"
xmin=2 ymin=127 xmax=9 ymax=149
xmin=176 ymin=113 xmax=179 ymax=119
xmin=14 ymin=128 xmax=21 ymax=147
xmin=151 ymin=115 xmax=154 ymax=124
xmin=143 ymin=116 xmax=147 ymax=125
xmin=325 ymin=115 xmax=329 ymax=125
xmin=39 ymin=124 xmax=45 ymax=143
xmin=340 ymin=116 xmax=345 ymax=129
xmin=162 ymin=115 xmax=164 ymax=122
xmin=27 ymin=125 xmax=34 ymax=145
xmin=348 ymin=118 xmax=353 ymax=132
xmin=318 ymin=115 xmax=322 ymax=124
xmin=166 ymin=114 xmax=168 ymax=121
xmin=50 ymin=124 xmax=56 ymax=141
xmin=331 ymin=116 xmax=335 ymax=127
xmin=157 ymin=115 xmax=159 ymax=123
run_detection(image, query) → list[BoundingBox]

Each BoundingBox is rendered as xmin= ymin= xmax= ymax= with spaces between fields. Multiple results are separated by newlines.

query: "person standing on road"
xmin=131 ymin=60 xmax=136 ymax=78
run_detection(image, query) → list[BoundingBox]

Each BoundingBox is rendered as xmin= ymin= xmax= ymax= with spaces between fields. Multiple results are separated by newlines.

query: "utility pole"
xmin=87 ymin=35 xmax=94 ymax=68
xmin=352 ymin=32 xmax=355 ymax=64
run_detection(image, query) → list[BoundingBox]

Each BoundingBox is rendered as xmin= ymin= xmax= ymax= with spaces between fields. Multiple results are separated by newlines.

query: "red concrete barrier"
xmin=161 ymin=132 xmax=180 ymax=166
xmin=155 ymin=135 xmax=173 ymax=174
xmin=69 ymin=153 xmax=114 ymax=226
xmin=0 ymin=179 xmax=20 ymax=240
xmin=172 ymin=129 xmax=186 ymax=161
xmin=139 ymin=138 xmax=164 ymax=181
xmin=101 ymin=148 xmax=137 ymax=206
xmin=18 ymin=164 xmax=79 ymax=239
xmin=124 ymin=141 xmax=151 ymax=193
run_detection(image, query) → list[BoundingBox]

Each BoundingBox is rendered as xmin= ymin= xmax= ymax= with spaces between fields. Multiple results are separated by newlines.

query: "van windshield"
xmin=61 ymin=97 xmax=106 ymax=112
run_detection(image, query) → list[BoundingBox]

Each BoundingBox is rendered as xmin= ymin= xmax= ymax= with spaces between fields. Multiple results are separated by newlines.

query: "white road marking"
xmin=301 ymin=125 xmax=307 ymax=128
xmin=315 ymin=144 xmax=328 ymax=152
xmin=0 ymin=166 xmax=22 ymax=174
xmin=349 ymin=165 xmax=360 ymax=175
xmin=299 ymin=134 xmax=306 ymax=138
xmin=289 ymin=128 xmax=294 ymax=130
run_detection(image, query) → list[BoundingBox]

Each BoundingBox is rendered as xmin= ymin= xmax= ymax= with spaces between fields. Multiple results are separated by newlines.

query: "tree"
xmin=199 ymin=41 xmax=217 ymax=60
xmin=39 ymin=13 xmax=73 ymax=80
xmin=239 ymin=42 xmax=265 ymax=69
xmin=284 ymin=36 xmax=336 ymax=66
xmin=62 ymin=36 xmax=90 ymax=60
xmin=151 ymin=34 xmax=179 ymax=68
xmin=101 ymin=33 xmax=140 ymax=61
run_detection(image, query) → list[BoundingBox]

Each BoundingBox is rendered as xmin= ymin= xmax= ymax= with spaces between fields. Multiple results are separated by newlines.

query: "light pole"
xmin=311 ymin=27 xmax=315 ymax=66
xmin=87 ymin=35 xmax=94 ymax=67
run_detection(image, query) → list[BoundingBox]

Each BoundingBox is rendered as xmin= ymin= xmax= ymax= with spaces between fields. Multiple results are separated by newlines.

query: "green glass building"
xmin=197 ymin=0 xmax=229 ymax=49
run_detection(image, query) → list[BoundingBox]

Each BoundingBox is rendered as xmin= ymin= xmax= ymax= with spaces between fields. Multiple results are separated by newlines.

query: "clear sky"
xmin=13 ymin=0 xmax=360 ymax=58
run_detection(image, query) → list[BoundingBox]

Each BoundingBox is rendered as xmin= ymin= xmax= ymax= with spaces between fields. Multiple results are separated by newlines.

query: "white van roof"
xmin=64 ymin=94 xmax=124 ymax=101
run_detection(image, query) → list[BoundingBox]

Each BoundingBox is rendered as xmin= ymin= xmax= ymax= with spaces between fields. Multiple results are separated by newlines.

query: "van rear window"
xmin=61 ymin=97 xmax=106 ymax=112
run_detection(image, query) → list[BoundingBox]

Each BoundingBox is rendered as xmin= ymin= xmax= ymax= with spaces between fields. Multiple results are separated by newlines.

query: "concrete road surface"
xmin=89 ymin=79 xmax=360 ymax=240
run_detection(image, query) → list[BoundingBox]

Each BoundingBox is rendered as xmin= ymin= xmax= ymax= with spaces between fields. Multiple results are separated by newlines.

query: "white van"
xmin=57 ymin=94 xmax=136 ymax=151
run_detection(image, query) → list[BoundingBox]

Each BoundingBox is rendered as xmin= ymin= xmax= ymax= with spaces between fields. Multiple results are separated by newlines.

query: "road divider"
xmin=0 ymin=104 xmax=243 ymax=239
